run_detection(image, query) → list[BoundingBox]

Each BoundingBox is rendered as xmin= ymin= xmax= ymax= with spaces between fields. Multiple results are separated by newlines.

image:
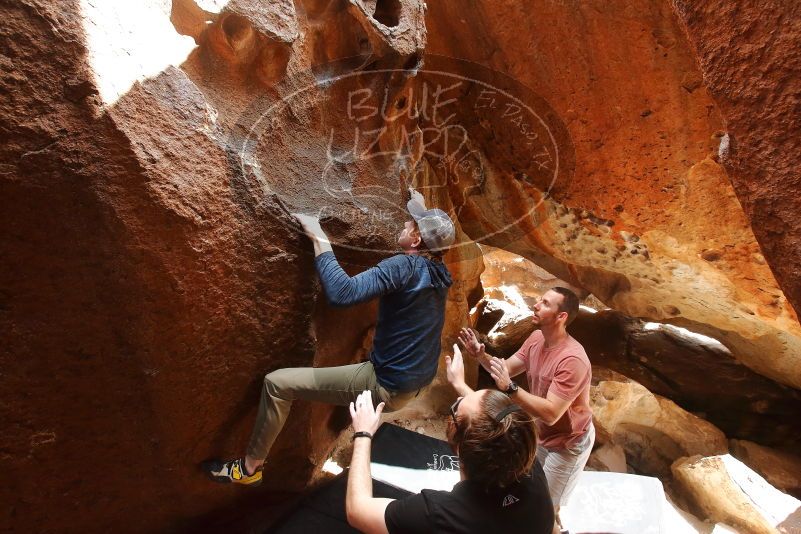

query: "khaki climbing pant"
xmin=246 ymin=361 xmax=420 ymax=461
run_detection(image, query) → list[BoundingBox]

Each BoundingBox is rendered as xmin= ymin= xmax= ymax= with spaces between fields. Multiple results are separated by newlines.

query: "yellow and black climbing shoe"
xmin=202 ymin=458 xmax=263 ymax=486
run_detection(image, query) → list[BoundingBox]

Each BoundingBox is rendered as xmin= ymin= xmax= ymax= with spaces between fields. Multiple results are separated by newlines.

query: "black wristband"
xmin=352 ymin=431 xmax=373 ymax=441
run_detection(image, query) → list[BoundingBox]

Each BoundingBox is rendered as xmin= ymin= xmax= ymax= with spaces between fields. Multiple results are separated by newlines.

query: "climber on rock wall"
xmin=344 ymin=346 xmax=554 ymax=534
xmin=458 ymin=287 xmax=593 ymax=534
xmin=203 ymin=188 xmax=455 ymax=486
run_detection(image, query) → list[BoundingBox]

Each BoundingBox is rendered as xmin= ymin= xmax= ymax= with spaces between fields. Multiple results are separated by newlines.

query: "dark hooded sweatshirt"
xmin=315 ymin=251 xmax=452 ymax=392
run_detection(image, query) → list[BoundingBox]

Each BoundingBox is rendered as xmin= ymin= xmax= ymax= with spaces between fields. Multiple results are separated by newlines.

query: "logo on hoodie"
xmin=502 ymin=494 xmax=520 ymax=507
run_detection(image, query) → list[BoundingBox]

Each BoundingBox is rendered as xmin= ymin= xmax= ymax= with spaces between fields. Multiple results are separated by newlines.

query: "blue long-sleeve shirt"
xmin=315 ymin=251 xmax=452 ymax=392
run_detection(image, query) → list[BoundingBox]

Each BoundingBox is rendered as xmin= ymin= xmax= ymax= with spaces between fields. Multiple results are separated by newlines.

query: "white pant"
xmin=536 ymin=423 xmax=595 ymax=507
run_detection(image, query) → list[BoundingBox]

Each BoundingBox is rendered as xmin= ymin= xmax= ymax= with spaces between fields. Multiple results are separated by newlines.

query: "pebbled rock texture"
xmin=2 ymin=0 xmax=800 ymax=531
xmin=424 ymin=0 xmax=801 ymax=390
xmin=671 ymin=0 xmax=801 ymax=321
xmin=0 ymin=0 xmax=429 ymax=531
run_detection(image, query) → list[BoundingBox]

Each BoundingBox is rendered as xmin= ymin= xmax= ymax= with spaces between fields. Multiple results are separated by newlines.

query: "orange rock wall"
xmin=2 ymin=0 xmax=800 ymax=531
xmin=424 ymin=0 xmax=801 ymax=389
xmin=672 ymin=0 xmax=801 ymax=317
xmin=1 ymin=0 xmax=428 ymax=531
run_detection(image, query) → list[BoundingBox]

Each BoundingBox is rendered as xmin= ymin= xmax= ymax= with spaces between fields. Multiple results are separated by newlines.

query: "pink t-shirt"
xmin=514 ymin=330 xmax=592 ymax=449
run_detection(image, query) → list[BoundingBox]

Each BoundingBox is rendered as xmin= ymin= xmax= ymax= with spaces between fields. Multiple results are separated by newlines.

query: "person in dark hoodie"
xmin=203 ymin=189 xmax=455 ymax=486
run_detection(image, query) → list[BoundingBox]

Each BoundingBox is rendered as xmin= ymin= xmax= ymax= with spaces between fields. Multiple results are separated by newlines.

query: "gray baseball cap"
xmin=407 ymin=198 xmax=456 ymax=252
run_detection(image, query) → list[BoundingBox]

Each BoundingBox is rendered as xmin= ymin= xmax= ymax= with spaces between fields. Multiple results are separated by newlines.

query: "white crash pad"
xmin=561 ymin=471 xmax=701 ymax=534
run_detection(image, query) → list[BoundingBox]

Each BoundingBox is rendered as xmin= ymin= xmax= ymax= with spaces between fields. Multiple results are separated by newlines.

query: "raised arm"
xmin=445 ymin=343 xmax=473 ymax=397
xmin=346 ymin=391 xmax=392 ymax=534
xmin=457 ymin=327 xmax=491 ymax=372
xmin=457 ymin=327 xmax=526 ymax=377
xmin=315 ymin=253 xmax=413 ymax=307
xmin=294 ymin=213 xmax=413 ymax=307
xmin=294 ymin=213 xmax=333 ymax=257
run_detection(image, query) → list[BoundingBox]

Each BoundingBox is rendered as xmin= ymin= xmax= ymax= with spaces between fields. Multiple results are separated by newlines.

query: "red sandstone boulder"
xmin=2 ymin=0 xmax=800 ymax=531
xmin=425 ymin=0 xmax=801 ymax=391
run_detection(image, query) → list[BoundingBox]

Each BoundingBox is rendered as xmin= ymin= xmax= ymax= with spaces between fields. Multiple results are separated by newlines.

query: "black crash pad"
xmin=267 ymin=423 xmax=455 ymax=533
